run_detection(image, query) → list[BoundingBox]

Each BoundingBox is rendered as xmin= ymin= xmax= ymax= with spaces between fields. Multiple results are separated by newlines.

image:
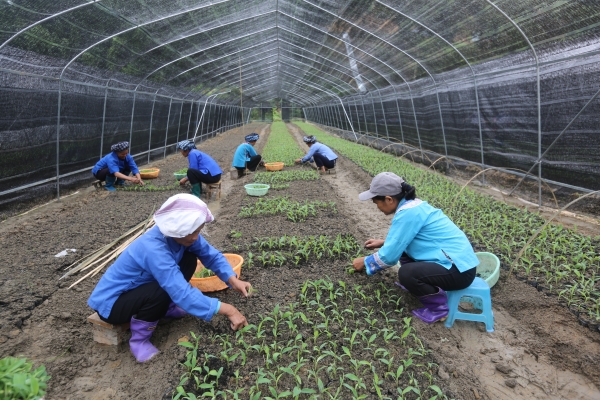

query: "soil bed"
xmin=0 ymin=122 xmax=598 ymax=399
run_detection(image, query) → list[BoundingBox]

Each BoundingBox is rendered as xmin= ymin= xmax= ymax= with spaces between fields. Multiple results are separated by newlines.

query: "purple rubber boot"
xmin=129 ymin=317 xmax=160 ymax=362
xmin=411 ymin=288 xmax=449 ymax=324
xmin=164 ymin=302 xmax=187 ymax=319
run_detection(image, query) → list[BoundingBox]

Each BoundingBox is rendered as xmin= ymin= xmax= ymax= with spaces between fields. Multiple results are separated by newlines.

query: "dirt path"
xmin=287 ymin=123 xmax=600 ymax=400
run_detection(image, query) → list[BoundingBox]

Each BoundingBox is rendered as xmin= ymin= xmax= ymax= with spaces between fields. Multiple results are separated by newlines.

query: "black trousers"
xmin=398 ymin=258 xmax=476 ymax=297
xmin=313 ymin=154 xmax=336 ymax=169
xmin=99 ymin=252 xmax=197 ymax=324
xmin=187 ymin=168 xmax=221 ymax=185
xmin=93 ymin=167 xmax=131 ymax=182
xmin=235 ymin=155 xmax=262 ymax=176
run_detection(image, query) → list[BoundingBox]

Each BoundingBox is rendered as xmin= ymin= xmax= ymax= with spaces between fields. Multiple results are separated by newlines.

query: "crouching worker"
xmin=92 ymin=141 xmax=144 ymax=191
xmin=177 ymin=140 xmax=222 ymax=199
xmin=352 ymin=172 xmax=479 ymax=324
xmin=232 ymin=133 xmax=264 ymax=178
xmin=295 ymin=135 xmax=338 ymax=174
xmin=87 ymin=194 xmax=251 ymax=362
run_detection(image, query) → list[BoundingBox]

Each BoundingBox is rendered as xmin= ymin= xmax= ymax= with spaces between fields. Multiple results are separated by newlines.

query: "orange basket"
xmin=139 ymin=168 xmax=160 ymax=179
xmin=190 ymin=254 xmax=243 ymax=292
xmin=265 ymin=162 xmax=284 ymax=171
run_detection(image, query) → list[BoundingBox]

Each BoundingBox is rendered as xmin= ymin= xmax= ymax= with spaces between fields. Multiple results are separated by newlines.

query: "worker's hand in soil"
xmin=179 ymin=177 xmax=188 ymax=186
xmin=228 ymin=275 xmax=252 ymax=298
xmin=218 ymin=303 xmax=248 ymax=331
xmin=364 ymin=239 xmax=385 ymax=249
xmin=294 ymin=158 xmax=302 ymax=164
xmin=352 ymin=256 xmax=366 ymax=272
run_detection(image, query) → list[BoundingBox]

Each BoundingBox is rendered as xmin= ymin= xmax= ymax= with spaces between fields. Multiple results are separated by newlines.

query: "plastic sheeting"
xmin=1 ymin=0 xmax=600 ymax=205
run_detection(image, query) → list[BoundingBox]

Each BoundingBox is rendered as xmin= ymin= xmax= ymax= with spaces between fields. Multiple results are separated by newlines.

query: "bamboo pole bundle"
xmin=60 ymin=208 xmax=155 ymax=288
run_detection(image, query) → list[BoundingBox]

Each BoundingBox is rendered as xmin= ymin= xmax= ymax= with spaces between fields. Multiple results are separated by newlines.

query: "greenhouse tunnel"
xmin=1 ymin=0 xmax=600 ymax=209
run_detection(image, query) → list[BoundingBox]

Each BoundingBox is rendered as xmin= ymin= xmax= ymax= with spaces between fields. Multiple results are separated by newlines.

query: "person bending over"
xmin=88 ymin=194 xmax=251 ymax=362
xmin=177 ymin=140 xmax=222 ymax=199
xmin=295 ymin=135 xmax=338 ymax=174
xmin=232 ymin=133 xmax=264 ymax=178
xmin=92 ymin=141 xmax=144 ymax=191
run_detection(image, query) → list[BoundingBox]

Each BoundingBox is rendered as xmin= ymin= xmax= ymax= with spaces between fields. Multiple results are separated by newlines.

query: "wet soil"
xmin=0 ymin=122 xmax=598 ymax=399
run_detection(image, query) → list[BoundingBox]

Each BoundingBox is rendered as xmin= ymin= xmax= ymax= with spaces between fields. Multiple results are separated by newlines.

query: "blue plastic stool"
xmin=445 ymin=277 xmax=494 ymax=332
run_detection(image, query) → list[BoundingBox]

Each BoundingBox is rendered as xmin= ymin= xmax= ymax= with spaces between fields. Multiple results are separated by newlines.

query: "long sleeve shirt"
xmin=232 ymin=143 xmax=258 ymax=168
xmin=188 ymin=149 xmax=222 ymax=176
xmin=364 ymin=199 xmax=479 ymax=274
xmin=88 ymin=225 xmax=237 ymax=321
xmin=91 ymin=152 xmax=139 ymax=176
xmin=301 ymin=142 xmax=338 ymax=163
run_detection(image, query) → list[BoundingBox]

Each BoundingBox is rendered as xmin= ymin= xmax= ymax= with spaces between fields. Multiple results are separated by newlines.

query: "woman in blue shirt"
xmin=295 ymin=136 xmax=338 ymax=174
xmin=91 ymin=141 xmax=144 ymax=191
xmin=352 ymin=172 xmax=479 ymax=324
xmin=232 ymin=133 xmax=263 ymax=178
xmin=177 ymin=140 xmax=222 ymax=199
xmin=88 ymin=194 xmax=251 ymax=362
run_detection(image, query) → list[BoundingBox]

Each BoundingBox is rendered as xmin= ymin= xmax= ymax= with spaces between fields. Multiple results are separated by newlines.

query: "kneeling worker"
xmin=177 ymin=140 xmax=222 ymax=199
xmin=92 ymin=141 xmax=144 ymax=191
xmin=232 ymin=133 xmax=263 ymax=178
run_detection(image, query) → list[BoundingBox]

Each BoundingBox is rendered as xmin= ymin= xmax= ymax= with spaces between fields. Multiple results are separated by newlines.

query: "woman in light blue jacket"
xmin=352 ymin=172 xmax=479 ymax=324
xmin=295 ymin=136 xmax=338 ymax=174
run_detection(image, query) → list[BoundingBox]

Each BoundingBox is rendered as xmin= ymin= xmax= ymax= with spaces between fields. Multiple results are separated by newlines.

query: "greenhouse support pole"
xmin=353 ymin=100 xmax=361 ymax=134
xmin=128 ymin=92 xmax=137 ymax=150
xmin=55 ymin=79 xmax=62 ymax=200
xmin=370 ymin=93 xmax=379 ymax=138
xmin=341 ymin=101 xmax=350 ymax=132
xmin=336 ymin=98 xmax=357 ymax=141
xmin=185 ymin=101 xmax=194 ymax=139
xmin=217 ymin=105 xmax=223 ymax=133
xmin=334 ymin=103 xmax=344 ymax=131
xmin=378 ymin=90 xmax=390 ymax=140
xmin=331 ymin=105 xmax=339 ymax=130
xmin=100 ymin=80 xmax=109 ymax=159
xmin=319 ymin=106 xmax=325 ymax=126
xmin=360 ymin=98 xmax=369 ymax=136
xmin=392 ymin=86 xmax=405 ymax=143
xmin=193 ymin=91 xmax=230 ymax=141
xmin=406 ymin=85 xmax=423 ymax=153
xmin=176 ymin=99 xmax=184 ymax=144
xmin=163 ymin=97 xmax=173 ymax=158
xmin=147 ymin=89 xmax=159 ymax=164
xmin=246 ymin=108 xmax=252 ymax=125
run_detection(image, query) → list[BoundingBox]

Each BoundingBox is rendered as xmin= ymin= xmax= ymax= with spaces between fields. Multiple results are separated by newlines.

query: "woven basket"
xmin=190 ymin=254 xmax=243 ymax=292
xmin=139 ymin=168 xmax=160 ymax=179
xmin=244 ymin=183 xmax=270 ymax=196
xmin=265 ymin=162 xmax=284 ymax=171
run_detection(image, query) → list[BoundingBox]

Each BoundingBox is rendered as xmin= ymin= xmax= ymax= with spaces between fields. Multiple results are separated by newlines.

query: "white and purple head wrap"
xmin=154 ymin=194 xmax=214 ymax=238
xmin=303 ymin=135 xmax=317 ymax=144
xmin=111 ymin=141 xmax=129 ymax=152
xmin=245 ymin=133 xmax=259 ymax=142
xmin=177 ymin=140 xmax=196 ymax=152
